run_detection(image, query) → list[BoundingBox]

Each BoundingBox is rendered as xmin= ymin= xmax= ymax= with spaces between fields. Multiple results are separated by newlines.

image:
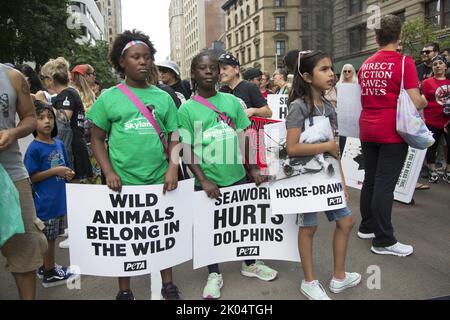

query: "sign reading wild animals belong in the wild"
xmin=193 ymin=183 xmax=299 ymax=269
xmin=66 ymin=180 xmax=194 ymax=277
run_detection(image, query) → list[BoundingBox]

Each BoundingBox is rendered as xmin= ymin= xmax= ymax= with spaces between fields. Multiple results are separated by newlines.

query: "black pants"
xmin=425 ymin=124 xmax=450 ymax=165
xmin=359 ymin=142 xmax=408 ymax=247
xmin=194 ymin=177 xmax=255 ymax=274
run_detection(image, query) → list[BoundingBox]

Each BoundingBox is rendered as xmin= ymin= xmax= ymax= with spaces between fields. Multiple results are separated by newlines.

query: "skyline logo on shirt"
xmin=124 ymin=116 xmax=157 ymax=135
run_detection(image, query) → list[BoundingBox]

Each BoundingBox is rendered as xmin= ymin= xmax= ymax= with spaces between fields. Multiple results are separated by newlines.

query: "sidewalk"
xmin=1 ymin=179 xmax=449 ymax=300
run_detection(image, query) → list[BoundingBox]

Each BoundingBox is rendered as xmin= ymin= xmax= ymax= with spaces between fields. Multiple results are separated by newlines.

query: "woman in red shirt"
xmin=357 ymin=15 xmax=427 ymax=257
xmin=422 ymin=55 xmax=450 ymax=183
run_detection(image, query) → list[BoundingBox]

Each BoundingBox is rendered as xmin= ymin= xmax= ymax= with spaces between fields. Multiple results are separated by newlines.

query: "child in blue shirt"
xmin=24 ymin=101 xmax=78 ymax=288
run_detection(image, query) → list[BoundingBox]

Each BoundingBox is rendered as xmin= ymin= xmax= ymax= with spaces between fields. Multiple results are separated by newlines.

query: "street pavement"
xmin=1 ymin=176 xmax=449 ymax=300
xmin=1 ymin=134 xmax=449 ymax=300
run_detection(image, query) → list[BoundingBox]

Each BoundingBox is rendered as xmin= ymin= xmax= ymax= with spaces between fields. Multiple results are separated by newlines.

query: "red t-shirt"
xmin=422 ymin=77 xmax=450 ymax=129
xmin=358 ymin=50 xmax=419 ymax=143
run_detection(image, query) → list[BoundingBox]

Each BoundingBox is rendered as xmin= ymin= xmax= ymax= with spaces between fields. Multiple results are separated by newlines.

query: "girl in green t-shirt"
xmin=178 ymin=51 xmax=278 ymax=300
xmin=88 ymin=30 xmax=181 ymax=300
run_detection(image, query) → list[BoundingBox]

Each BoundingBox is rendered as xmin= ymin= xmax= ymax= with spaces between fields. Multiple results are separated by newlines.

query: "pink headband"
xmin=121 ymin=40 xmax=149 ymax=56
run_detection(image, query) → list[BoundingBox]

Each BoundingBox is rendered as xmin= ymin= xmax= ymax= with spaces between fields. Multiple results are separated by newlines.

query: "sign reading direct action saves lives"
xmin=66 ymin=180 xmax=194 ymax=277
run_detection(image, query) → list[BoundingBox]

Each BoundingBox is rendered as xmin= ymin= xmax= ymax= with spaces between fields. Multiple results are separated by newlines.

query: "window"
xmin=275 ymin=16 xmax=285 ymax=31
xmin=275 ymin=0 xmax=284 ymax=7
xmin=248 ymin=47 xmax=252 ymax=62
xmin=426 ymin=0 xmax=450 ymax=29
xmin=276 ymin=40 xmax=286 ymax=56
xmin=235 ymin=32 xmax=239 ymax=45
xmin=242 ymin=50 xmax=246 ymax=63
xmin=349 ymin=0 xmax=364 ymax=16
xmin=302 ymin=38 xmax=310 ymax=50
xmin=302 ymin=15 xmax=309 ymax=29
xmin=254 ymin=19 xmax=260 ymax=31
xmin=316 ymin=14 xmax=324 ymax=28
xmin=349 ymin=24 xmax=366 ymax=52
xmin=227 ymin=35 xmax=232 ymax=48
xmin=235 ymin=14 xmax=238 ymax=25
xmin=241 ymin=9 xmax=244 ymax=21
xmin=247 ymin=25 xmax=251 ymax=38
xmin=394 ymin=10 xmax=406 ymax=23
xmin=302 ymin=0 xmax=310 ymax=6
xmin=255 ymin=43 xmax=260 ymax=58
xmin=228 ymin=18 xmax=231 ymax=29
xmin=246 ymin=5 xmax=250 ymax=17
xmin=255 ymin=0 xmax=259 ymax=11
xmin=241 ymin=28 xmax=245 ymax=41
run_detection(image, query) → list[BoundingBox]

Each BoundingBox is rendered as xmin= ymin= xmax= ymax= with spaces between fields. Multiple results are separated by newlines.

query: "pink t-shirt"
xmin=358 ymin=50 xmax=419 ymax=143
xmin=422 ymin=77 xmax=450 ymax=130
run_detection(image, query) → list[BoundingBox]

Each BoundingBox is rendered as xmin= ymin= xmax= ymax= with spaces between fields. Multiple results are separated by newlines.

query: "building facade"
xmin=332 ymin=0 xmax=450 ymax=72
xmin=169 ymin=0 xmax=184 ymax=68
xmin=180 ymin=0 xmax=226 ymax=79
xmin=95 ymin=0 xmax=122 ymax=44
xmin=70 ymin=0 xmax=105 ymax=44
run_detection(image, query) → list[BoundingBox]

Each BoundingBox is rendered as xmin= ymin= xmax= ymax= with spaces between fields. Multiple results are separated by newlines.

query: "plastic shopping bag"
xmin=396 ymin=57 xmax=435 ymax=150
xmin=0 ymin=163 xmax=25 ymax=247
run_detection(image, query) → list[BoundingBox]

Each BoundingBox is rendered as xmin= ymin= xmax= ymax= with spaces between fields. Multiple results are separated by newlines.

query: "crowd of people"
xmin=1 ymin=14 xmax=449 ymax=301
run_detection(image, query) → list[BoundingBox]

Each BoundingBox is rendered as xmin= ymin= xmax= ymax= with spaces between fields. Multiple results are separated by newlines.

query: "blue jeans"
xmin=296 ymin=206 xmax=352 ymax=227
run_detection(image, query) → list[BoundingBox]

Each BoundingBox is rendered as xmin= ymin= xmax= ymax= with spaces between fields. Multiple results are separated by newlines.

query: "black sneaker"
xmin=116 ymin=289 xmax=135 ymax=300
xmin=161 ymin=283 xmax=181 ymax=300
xmin=428 ymin=170 xmax=439 ymax=183
xmin=37 ymin=264 xmax=63 ymax=280
xmin=42 ymin=266 xmax=77 ymax=288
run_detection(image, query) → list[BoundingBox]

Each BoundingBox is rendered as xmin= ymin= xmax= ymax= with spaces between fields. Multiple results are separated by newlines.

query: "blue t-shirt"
xmin=24 ymin=139 xmax=69 ymax=221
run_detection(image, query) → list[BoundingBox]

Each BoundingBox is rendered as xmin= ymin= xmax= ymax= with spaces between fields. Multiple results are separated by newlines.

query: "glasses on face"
xmin=343 ymin=70 xmax=352 ymax=73
xmin=421 ymin=50 xmax=434 ymax=55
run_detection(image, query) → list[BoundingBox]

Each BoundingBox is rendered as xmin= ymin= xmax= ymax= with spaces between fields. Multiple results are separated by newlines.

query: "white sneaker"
xmin=329 ymin=272 xmax=362 ymax=293
xmin=300 ymin=280 xmax=331 ymax=300
xmin=59 ymin=228 xmax=68 ymax=238
xmin=357 ymin=231 xmax=375 ymax=239
xmin=59 ymin=237 xmax=69 ymax=249
xmin=371 ymin=242 xmax=413 ymax=257
xmin=202 ymin=273 xmax=223 ymax=299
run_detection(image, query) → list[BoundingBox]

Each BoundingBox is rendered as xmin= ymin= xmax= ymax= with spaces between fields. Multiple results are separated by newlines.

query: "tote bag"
xmin=396 ymin=56 xmax=435 ymax=150
xmin=0 ymin=164 xmax=25 ymax=247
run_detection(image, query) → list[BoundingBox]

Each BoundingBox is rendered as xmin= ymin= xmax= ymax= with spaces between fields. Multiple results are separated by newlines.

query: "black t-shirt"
xmin=157 ymin=83 xmax=182 ymax=108
xmin=416 ymin=63 xmax=433 ymax=83
xmin=220 ymin=81 xmax=267 ymax=109
xmin=53 ymin=87 xmax=86 ymax=149
xmin=171 ymin=80 xmax=192 ymax=101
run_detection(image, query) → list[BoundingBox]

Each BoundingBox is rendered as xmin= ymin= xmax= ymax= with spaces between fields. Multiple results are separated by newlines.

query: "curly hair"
xmin=110 ymin=29 xmax=157 ymax=75
xmin=41 ymin=57 xmax=70 ymax=85
xmin=190 ymin=50 xmax=218 ymax=93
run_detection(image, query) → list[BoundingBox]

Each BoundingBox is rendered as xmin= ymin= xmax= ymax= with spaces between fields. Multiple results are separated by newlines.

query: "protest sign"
xmin=66 ymin=180 xmax=194 ymax=277
xmin=341 ymin=138 xmax=426 ymax=204
xmin=193 ymin=183 xmax=299 ymax=269
xmin=267 ymin=94 xmax=289 ymax=121
xmin=264 ymin=120 xmax=347 ymax=214
xmin=336 ymin=83 xmax=362 ymax=139
xmin=247 ymin=116 xmax=281 ymax=172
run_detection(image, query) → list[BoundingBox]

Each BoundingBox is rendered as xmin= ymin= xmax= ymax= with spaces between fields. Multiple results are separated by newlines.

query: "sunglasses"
xmin=421 ymin=50 xmax=434 ymax=55
xmin=343 ymin=70 xmax=353 ymax=73
xmin=297 ymin=50 xmax=313 ymax=77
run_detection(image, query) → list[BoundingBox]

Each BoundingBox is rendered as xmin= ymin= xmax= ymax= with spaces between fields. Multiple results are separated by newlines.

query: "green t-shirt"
xmin=178 ymin=92 xmax=251 ymax=187
xmin=87 ymin=84 xmax=178 ymax=185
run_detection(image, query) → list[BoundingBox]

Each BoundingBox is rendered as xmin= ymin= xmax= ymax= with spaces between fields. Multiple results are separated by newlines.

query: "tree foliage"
xmin=64 ymin=41 xmax=117 ymax=89
xmin=401 ymin=18 xmax=450 ymax=62
xmin=0 ymin=0 xmax=79 ymax=67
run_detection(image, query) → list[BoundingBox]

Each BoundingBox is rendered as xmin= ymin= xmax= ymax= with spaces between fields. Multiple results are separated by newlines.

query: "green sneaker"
xmin=202 ymin=273 xmax=223 ymax=299
xmin=241 ymin=260 xmax=278 ymax=281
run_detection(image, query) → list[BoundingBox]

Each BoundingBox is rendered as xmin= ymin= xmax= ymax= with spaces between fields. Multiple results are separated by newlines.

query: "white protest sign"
xmin=268 ymin=94 xmax=289 ymax=121
xmin=341 ymin=138 xmax=426 ymax=204
xmin=264 ymin=120 xmax=347 ymax=214
xmin=193 ymin=183 xmax=299 ymax=269
xmin=66 ymin=179 xmax=194 ymax=277
xmin=336 ymin=83 xmax=362 ymax=139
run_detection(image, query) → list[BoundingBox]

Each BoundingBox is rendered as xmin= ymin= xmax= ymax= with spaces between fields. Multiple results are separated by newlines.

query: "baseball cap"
xmin=218 ymin=53 xmax=240 ymax=66
xmin=243 ymin=68 xmax=263 ymax=81
xmin=71 ymin=64 xmax=88 ymax=79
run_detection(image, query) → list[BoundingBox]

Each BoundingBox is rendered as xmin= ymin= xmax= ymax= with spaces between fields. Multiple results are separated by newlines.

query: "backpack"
xmin=55 ymin=109 xmax=73 ymax=165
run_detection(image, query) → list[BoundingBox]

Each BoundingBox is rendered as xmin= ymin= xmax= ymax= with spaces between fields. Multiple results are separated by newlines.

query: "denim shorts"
xmin=296 ymin=206 xmax=352 ymax=227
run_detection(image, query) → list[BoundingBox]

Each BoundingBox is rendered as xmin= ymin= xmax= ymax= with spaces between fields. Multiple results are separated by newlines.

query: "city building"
xmin=180 ymin=0 xmax=226 ymax=79
xmin=169 ymin=0 xmax=184 ymax=68
xmin=69 ymin=0 xmax=105 ymax=44
xmin=332 ymin=0 xmax=450 ymax=72
xmin=95 ymin=0 xmax=122 ymax=44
